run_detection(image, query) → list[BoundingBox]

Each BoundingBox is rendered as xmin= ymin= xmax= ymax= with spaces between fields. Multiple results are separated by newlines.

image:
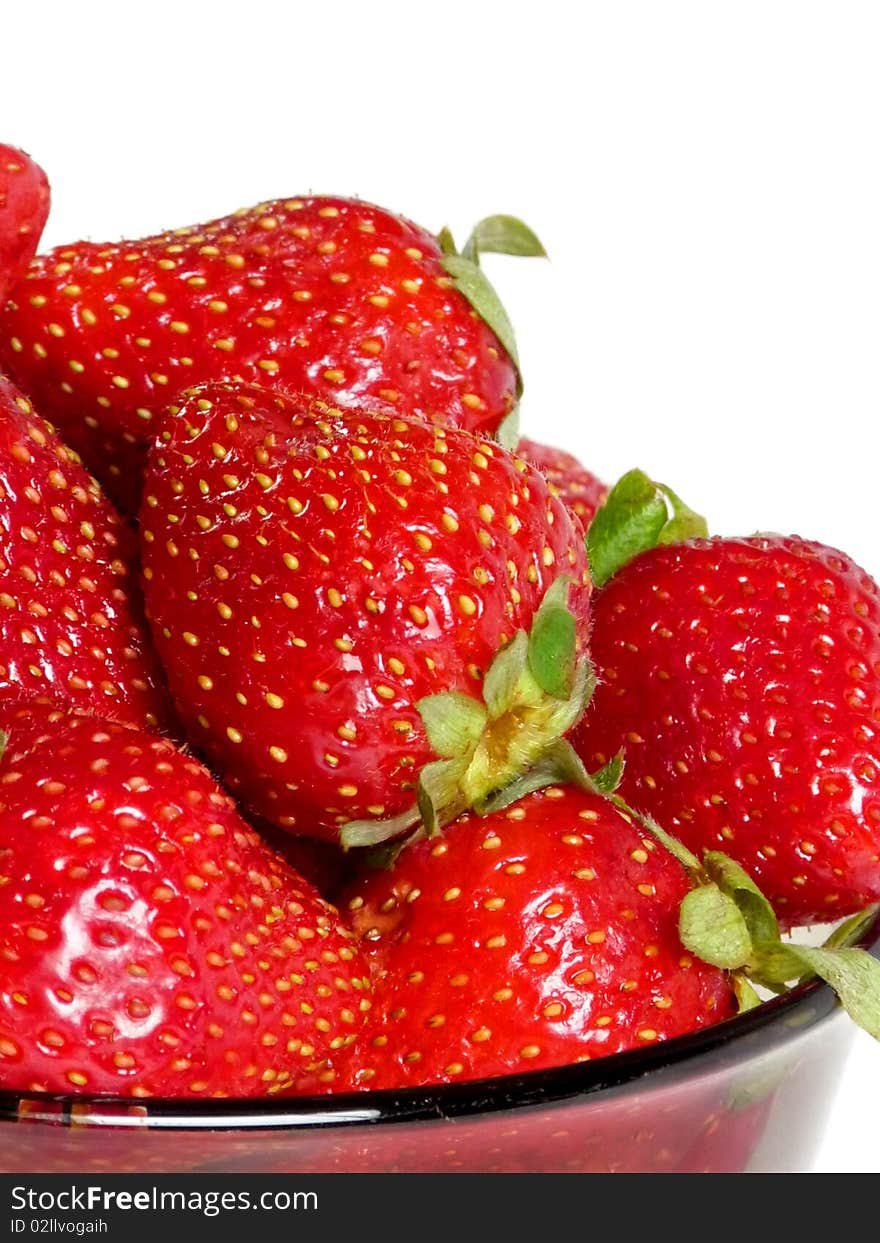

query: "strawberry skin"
xmin=0 ymin=145 xmax=49 ymax=307
xmin=341 ymin=786 xmax=735 ymax=1090
xmin=518 ymin=437 xmax=608 ymax=529
xmin=140 ymin=384 xmax=591 ymax=841
xmin=574 ymin=535 xmax=880 ymax=924
xmin=0 ymin=374 xmax=169 ymax=728
xmin=0 ymin=196 xmax=518 ymax=509
xmin=0 ymin=700 xmax=371 ymax=1098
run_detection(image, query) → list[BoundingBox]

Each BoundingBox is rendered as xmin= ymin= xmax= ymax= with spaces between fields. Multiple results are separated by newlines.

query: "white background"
xmin=2 ymin=1 xmax=878 ymax=1172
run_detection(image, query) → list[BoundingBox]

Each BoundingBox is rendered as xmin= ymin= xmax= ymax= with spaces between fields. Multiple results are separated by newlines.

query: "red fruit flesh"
xmin=0 ymin=701 xmax=371 ymax=1098
xmin=0 ymin=145 xmax=49 ymax=306
xmin=341 ymin=787 xmax=735 ymax=1090
xmin=518 ymin=437 xmax=608 ymax=528
xmin=0 ymin=374 xmax=170 ymax=729
xmin=0 ymin=196 xmax=518 ymax=510
xmin=574 ymin=535 xmax=880 ymax=924
xmin=140 ymin=384 xmax=591 ymax=840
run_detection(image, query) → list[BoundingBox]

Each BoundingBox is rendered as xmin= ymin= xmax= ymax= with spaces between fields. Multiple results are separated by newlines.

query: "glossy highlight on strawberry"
xmin=139 ymin=384 xmax=592 ymax=841
xmin=574 ymin=535 xmax=880 ymax=924
xmin=0 ymin=701 xmax=371 ymax=1098
xmin=0 ymin=196 xmax=523 ymax=509
xmin=341 ymin=786 xmax=736 ymax=1090
xmin=0 ymin=373 xmax=170 ymax=728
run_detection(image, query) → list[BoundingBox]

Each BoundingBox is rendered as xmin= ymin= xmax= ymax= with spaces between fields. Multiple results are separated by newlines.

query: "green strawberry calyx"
xmin=438 ymin=215 xmax=547 ymax=423
xmin=596 ymin=769 xmax=880 ymax=1040
xmin=676 ymin=851 xmax=880 ymax=1038
xmin=587 ymin=468 xmax=709 ymax=588
xmin=340 ymin=576 xmax=593 ymax=851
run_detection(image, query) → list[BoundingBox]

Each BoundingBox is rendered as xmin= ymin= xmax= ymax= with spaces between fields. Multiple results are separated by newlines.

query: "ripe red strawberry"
xmin=518 ymin=437 xmax=608 ymax=528
xmin=340 ymin=786 xmax=736 ymax=1090
xmin=0 ymin=145 xmax=49 ymax=307
xmin=0 ymin=700 xmax=371 ymax=1099
xmin=139 ymin=384 xmax=592 ymax=843
xmin=0 ymin=198 xmax=540 ymax=510
xmin=574 ymin=533 xmax=880 ymax=925
xmin=0 ymin=373 xmax=169 ymax=728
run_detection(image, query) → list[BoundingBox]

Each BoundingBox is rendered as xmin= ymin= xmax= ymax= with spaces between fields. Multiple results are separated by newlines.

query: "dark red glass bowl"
xmin=2 ymin=916 xmax=877 ymax=1174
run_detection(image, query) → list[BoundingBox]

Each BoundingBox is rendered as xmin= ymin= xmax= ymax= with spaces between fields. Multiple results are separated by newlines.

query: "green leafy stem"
xmin=602 ymin=779 xmax=880 ymax=1039
xmin=340 ymin=575 xmax=593 ymax=853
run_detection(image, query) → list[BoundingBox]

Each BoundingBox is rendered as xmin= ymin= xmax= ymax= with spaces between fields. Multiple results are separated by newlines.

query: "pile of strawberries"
xmin=0 ymin=141 xmax=878 ymax=1105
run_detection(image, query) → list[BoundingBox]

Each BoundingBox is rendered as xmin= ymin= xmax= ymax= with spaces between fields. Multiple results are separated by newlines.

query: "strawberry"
xmin=0 ymin=699 xmax=371 ymax=1098
xmin=575 ymin=472 xmax=880 ymax=924
xmin=139 ymin=383 xmax=593 ymax=844
xmin=340 ymin=786 xmax=737 ymax=1090
xmin=0 ymin=144 xmax=49 ymax=307
xmin=0 ymin=199 xmax=542 ymax=510
xmin=518 ymin=437 xmax=608 ymax=529
xmin=0 ymin=373 xmax=169 ymax=728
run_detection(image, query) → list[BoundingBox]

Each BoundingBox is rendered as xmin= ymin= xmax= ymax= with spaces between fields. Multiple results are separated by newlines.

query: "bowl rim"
xmin=2 ymin=913 xmax=876 ymax=1133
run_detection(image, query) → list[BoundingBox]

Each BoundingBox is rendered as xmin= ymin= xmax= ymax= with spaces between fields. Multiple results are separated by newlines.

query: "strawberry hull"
xmin=0 ymin=196 xmax=519 ymax=509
